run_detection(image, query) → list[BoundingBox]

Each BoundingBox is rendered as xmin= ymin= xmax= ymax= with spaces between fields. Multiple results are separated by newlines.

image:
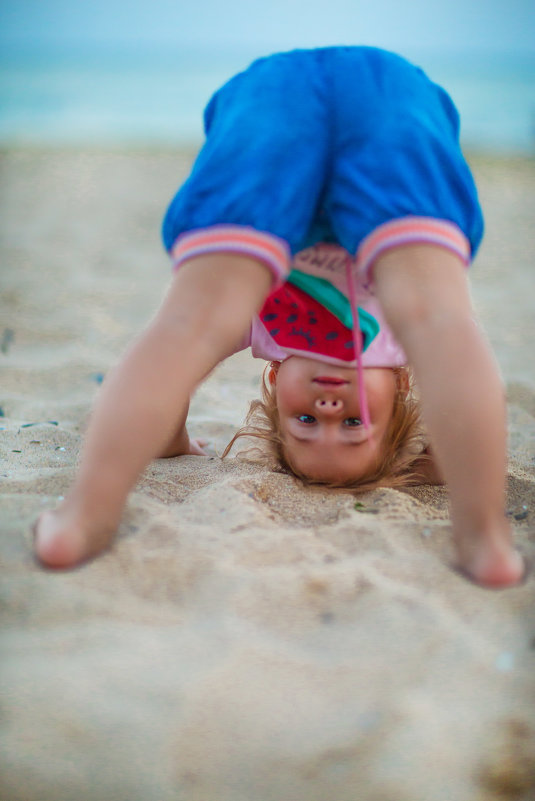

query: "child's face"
xmin=272 ymin=357 xmax=399 ymax=483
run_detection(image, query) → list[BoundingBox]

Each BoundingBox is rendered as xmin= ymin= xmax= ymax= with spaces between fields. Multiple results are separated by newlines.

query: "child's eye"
xmin=344 ymin=417 xmax=362 ymax=427
xmin=297 ymin=414 xmax=316 ymax=424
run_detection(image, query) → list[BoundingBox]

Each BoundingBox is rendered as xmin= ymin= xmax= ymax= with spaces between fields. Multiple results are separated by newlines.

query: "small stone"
xmin=1 ymin=328 xmax=15 ymax=355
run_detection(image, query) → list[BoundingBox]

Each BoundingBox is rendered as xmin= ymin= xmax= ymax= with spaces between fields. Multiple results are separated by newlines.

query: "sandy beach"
xmin=1 ymin=148 xmax=534 ymax=801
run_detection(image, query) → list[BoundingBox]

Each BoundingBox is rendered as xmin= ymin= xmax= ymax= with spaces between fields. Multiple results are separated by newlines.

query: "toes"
xmin=33 ymin=511 xmax=83 ymax=569
xmin=452 ymin=552 xmax=530 ymax=590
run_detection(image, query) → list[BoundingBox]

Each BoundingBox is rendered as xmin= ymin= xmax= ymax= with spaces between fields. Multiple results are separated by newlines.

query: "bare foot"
xmin=34 ymin=506 xmax=116 ymax=569
xmin=454 ymin=530 xmax=527 ymax=589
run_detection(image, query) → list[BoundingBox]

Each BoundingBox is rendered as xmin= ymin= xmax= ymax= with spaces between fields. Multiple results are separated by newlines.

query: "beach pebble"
xmin=1 ymin=328 xmax=14 ymax=354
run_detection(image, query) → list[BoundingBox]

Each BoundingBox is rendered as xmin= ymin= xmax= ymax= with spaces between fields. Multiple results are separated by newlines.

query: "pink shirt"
xmin=237 ymin=243 xmax=406 ymax=368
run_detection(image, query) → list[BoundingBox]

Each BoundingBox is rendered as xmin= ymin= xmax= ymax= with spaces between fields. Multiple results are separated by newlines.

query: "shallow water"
xmin=1 ymin=45 xmax=534 ymax=153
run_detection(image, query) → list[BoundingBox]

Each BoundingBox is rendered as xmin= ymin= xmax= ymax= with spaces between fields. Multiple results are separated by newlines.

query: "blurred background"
xmin=1 ymin=0 xmax=534 ymax=153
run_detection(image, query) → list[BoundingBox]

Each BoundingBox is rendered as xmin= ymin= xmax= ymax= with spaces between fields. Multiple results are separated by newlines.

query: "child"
xmin=220 ymin=242 xmax=429 ymax=490
xmin=35 ymin=46 xmax=525 ymax=588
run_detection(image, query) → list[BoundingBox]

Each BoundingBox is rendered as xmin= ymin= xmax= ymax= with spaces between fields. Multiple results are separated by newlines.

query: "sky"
xmin=1 ymin=0 xmax=535 ymax=57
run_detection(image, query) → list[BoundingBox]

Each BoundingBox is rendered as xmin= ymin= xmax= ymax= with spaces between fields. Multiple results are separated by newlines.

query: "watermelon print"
xmin=259 ymin=282 xmax=366 ymax=362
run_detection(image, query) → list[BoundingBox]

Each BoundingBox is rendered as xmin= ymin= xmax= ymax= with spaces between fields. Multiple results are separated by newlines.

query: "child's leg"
xmin=373 ymin=243 xmax=524 ymax=588
xmin=35 ymin=254 xmax=273 ymax=568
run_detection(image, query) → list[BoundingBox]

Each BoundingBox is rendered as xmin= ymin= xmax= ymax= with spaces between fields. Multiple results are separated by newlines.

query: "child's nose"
xmin=314 ymin=398 xmax=343 ymax=414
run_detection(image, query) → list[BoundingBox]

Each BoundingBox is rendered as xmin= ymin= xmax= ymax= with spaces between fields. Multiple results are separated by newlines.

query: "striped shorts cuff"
xmin=170 ymin=225 xmax=291 ymax=287
xmin=356 ymin=217 xmax=472 ymax=283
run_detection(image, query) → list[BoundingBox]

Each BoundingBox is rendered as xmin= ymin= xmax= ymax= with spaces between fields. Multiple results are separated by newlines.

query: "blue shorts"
xmin=162 ymin=47 xmax=483 ymax=279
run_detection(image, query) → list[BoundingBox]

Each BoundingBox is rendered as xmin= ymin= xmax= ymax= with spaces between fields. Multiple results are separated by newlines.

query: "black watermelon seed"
xmin=308 ymin=317 xmax=318 ymax=324
xmin=263 ymin=313 xmax=278 ymax=321
xmin=325 ymin=331 xmax=338 ymax=340
xmin=344 ymin=340 xmax=354 ymax=348
xmin=270 ymin=328 xmax=280 ymax=336
xmin=286 ymin=314 xmax=298 ymax=323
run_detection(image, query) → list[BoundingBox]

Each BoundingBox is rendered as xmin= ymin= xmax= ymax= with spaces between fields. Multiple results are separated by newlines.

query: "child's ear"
xmin=395 ymin=368 xmax=410 ymax=398
xmin=268 ymin=361 xmax=281 ymax=385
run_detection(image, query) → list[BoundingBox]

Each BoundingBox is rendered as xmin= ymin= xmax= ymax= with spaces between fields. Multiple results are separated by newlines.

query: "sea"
xmin=1 ymin=43 xmax=534 ymax=154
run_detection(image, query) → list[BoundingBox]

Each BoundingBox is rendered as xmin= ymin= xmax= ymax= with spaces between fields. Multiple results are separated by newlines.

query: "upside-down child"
xmin=34 ymin=46 xmax=526 ymax=588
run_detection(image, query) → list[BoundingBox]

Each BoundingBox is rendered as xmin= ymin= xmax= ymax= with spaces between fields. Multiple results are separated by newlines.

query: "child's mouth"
xmin=313 ymin=377 xmax=348 ymax=385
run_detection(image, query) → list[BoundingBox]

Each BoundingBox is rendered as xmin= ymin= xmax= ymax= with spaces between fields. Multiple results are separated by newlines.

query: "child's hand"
xmin=158 ymin=430 xmax=209 ymax=458
xmin=188 ymin=437 xmax=209 ymax=456
xmin=409 ymin=446 xmax=445 ymax=485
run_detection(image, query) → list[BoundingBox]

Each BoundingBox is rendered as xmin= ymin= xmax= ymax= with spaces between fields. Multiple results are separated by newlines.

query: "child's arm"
xmin=34 ymin=254 xmax=273 ymax=568
xmin=374 ymin=244 xmax=525 ymax=588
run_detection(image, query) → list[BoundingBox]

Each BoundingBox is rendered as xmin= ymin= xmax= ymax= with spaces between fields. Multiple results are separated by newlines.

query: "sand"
xmin=0 ymin=149 xmax=534 ymax=801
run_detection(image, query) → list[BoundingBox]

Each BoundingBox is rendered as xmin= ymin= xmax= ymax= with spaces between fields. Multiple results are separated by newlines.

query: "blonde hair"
xmin=222 ymin=363 xmax=428 ymax=491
